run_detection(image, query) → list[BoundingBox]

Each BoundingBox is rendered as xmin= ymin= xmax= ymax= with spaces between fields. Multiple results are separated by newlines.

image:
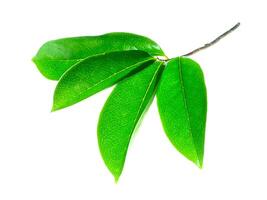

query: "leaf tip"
xmin=114 ymin=175 xmax=120 ymax=183
xmin=32 ymin=56 xmax=39 ymax=67
xmin=109 ymin=168 xmax=122 ymax=183
xmin=51 ymin=103 xmax=60 ymax=112
xmin=32 ymin=55 xmax=41 ymax=66
xmin=194 ymin=157 xmax=203 ymax=169
xmin=32 ymin=56 xmax=36 ymax=62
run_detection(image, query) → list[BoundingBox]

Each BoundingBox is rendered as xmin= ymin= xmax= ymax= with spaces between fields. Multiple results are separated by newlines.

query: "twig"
xmin=182 ymin=22 xmax=240 ymax=57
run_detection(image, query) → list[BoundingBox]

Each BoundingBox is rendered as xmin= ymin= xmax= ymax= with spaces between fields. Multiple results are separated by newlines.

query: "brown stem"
xmin=182 ymin=22 xmax=240 ymax=57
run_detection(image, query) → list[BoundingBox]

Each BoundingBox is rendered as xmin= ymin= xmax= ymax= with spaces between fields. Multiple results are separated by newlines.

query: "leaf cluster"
xmin=33 ymin=32 xmax=207 ymax=181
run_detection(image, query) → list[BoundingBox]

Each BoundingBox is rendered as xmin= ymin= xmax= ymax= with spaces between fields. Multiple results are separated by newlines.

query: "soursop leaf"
xmin=157 ymin=57 xmax=207 ymax=167
xmin=98 ymin=61 xmax=164 ymax=181
xmin=33 ymin=32 xmax=165 ymax=80
xmin=52 ymin=50 xmax=155 ymax=111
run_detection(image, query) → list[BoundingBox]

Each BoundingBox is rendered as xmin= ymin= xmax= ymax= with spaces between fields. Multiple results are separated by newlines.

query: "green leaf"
xmin=157 ymin=57 xmax=207 ymax=168
xmin=98 ymin=61 xmax=164 ymax=181
xmin=33 ymin=32 xmax=165 ymax=80
xmin=52 ymin=50 xmax=155 ymax=111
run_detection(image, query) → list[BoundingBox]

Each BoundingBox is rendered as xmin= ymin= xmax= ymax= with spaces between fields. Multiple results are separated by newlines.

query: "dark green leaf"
xmin=52 ymin=50 xmax=155 ymax=111
xmin=157 ymin=57 xmax=207 ymax=167
xmin=33 ymin=32 xmax=164 ymax=80
xmin=98 ymin=61 xmax=164 ymax=181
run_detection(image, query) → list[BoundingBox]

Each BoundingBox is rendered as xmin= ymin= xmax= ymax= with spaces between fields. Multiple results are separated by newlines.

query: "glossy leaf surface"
xmin=98 ymin=61 xmax=163 ymax=181
xmin=33 ymin=32 xmax=164 ymax=80
xmin=157 ymin=57 xmax=207 ymax=167
xmin=52 ymin=50 xmax=155 ymax=111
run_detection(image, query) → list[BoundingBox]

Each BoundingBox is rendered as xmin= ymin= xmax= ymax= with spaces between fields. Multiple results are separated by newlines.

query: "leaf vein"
xmin=178 ymin=58 xmax=200 ymax=163
xmin=134 ymin=63 xmax=161 ymax=125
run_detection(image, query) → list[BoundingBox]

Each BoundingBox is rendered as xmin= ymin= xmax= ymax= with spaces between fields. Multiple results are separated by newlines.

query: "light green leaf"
xmin=157 ymin=57 xmax=207 ymax=167
xmin=52 ymin=50 xmax=155 ymax=111
xmin=33 ymin=32 xmax=164 ymax=80
xmin=98 ymin=61 xmax=164 ymax=181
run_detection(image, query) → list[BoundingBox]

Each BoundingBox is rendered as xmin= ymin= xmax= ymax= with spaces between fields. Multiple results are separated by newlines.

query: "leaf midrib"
xmin=34 ymin=58 xmax=83 ymax=62
xmin=133 ymin=62 xmax=162 ymax=129
xmin=178 ymin=58 xmax=200 ymax=164
xmin=75 ymin=58 xmax=155 ymax=100
xmin=117 ymin=62 xmax=162 ymax=176
xmin=34 ymin=50 xmax=109 ymax=63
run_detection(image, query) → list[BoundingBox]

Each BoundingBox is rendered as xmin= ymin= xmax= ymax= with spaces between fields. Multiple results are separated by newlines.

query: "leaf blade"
xmin=98 ymin=61 xmax=164 ymax=181
xmin=52 ymin=50 xmax=154 ymax=111
xmin=33 ymin=32 xmax=165 ymax=80
xmin=157 ymin=57 xmax=207 ymax=167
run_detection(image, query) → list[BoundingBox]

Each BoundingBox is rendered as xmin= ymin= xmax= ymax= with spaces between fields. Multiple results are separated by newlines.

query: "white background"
xmin=0 ymin=0 xmax=266 ymax=199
